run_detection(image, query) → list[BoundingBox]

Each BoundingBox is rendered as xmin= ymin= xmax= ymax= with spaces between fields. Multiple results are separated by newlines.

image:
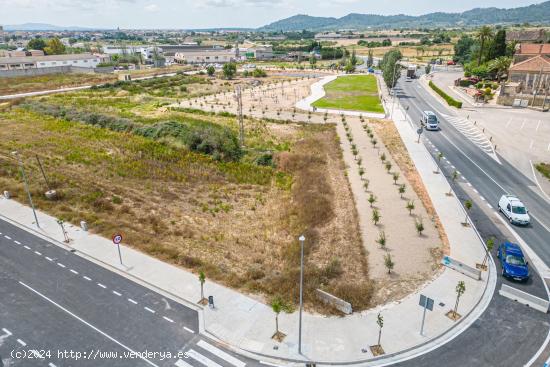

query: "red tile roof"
xmin=518 ymin=43 xmax=550 ymax=55
xmin=510 ymin=55 xmax=550 ymax=72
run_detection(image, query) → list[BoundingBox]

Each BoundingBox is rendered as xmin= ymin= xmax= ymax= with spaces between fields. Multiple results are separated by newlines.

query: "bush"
xmin=252 ymin=68 xmax=267 ymax=77
xmin=429 ymin=81 xmax=462 ymax=108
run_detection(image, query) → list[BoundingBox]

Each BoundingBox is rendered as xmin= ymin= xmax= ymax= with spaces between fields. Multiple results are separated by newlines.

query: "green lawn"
xmin=312 ymin=75 xmax=384 ymax=113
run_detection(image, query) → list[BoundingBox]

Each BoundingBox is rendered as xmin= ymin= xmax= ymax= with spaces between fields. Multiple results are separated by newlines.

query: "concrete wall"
xmin=0 ymin=65 xmax=114 ymax=78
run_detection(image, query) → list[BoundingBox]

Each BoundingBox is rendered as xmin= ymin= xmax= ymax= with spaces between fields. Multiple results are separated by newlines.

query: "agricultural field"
xmin=0 ymin=73 xmax=370 ymax=313
xmin=313 ymin=74 xmax=384 ymax=113
xmin=0 ymin=72 xmax=117 ymax=96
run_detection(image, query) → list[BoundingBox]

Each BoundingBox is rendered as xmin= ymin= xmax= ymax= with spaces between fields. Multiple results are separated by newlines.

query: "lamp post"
xmin=298 ymin=234 xmax=305 ymax=355
xmin=12 ymin=151 xmax=39 ymax=228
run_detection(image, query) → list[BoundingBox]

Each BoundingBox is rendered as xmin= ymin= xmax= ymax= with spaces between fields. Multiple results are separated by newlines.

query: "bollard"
xmin=3 ymin=191 xmax=10 ymax=199
xmin=80 ymin=221 xmax=88 ymax=231
xmin=208 ymin=295 xmax=215 ymax=309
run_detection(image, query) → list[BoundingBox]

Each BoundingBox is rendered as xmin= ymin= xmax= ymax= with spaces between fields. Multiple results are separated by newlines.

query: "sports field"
xmin=312 ymin=75 xmax=384 ymax=113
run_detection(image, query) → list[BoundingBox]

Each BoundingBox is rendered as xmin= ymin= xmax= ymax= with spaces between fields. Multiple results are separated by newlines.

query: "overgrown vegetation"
xmin=536 ymin=163 xmax=550 ymax=180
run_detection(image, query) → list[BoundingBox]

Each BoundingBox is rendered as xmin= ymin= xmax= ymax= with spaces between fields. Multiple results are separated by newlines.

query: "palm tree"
xmin=488 ymin=56 xmax=512 ymax=82
xmin=476 ymin=26 xmax=493 ymax=65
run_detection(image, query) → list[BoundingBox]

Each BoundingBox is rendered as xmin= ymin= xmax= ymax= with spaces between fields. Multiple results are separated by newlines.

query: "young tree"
xmin=453 ymin=281 xmax=466 ymax=317
xmin=398 ymin=184 xmax=406 ymax=199
xmin=381 ymin=49 xmax=402 ymax=88
xmin=425 ymin=63 xmax=432 ymax=75
xmin=271 ymin=296 xmax=289 ymax=338
xmin=206 ymin=65 xmax=215 ymax=77
xmin=385 ymin=161 xmax=392 ymax=173
xmin=372 ymin=209 xmax=381 ymax=225
xmin=223 ymin=62 xmax=237 ymax=79
xmin=376 ymin=231 xmax=387 ymax=249
xmin=482 ymin=237 xmax=495 ymax=267
xmin=435 ymin=152 xmax=443 ymax=173
xmin=376 ymin=313 xmax=384 ymax=346
xmin=449 ymin=170 xmax=459 ymax=195
xmin=363 ymin=179 xmax=370 ymax=192
xmin=415 ymin=217 xmax=424 ymax=235
xmin=368 ymin=193 xmax=377 ymax=207
xmin=27 ymin=37 xmax=47 ymax=51
xmin=350 ymin=49 xmax=358 ymax=66
xmin=367 ymin=49 xmax=374 ymax=68
xmin=384 ymin=254 xmax=394 ymax=274
xmin=406 ymin=200 xmax=415 ymax=215
xmin=198 ymin=271 xmax=206 ymax=302
xmin=392 ymin=172 xmax=400 ymax=184
xmin=464 ymin=200 xmax=473 ymax=224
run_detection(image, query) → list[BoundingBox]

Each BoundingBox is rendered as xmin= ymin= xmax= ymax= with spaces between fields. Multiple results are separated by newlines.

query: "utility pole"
xmin=35 ymin=154 xmax=51 ymax=191
xmin=298 ymin=235 xmax=305 ymax=354
xmin=12 ymin=151 xmax=39 ymax=228
xmin=236 ymin=85 xmax=244 ymax=147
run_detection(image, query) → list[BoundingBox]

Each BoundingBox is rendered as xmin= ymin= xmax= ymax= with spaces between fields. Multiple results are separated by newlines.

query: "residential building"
xmin=0 ymin=53 xmax=109 ymax=70
xmin=513 ymin=43 xmax=550 ymax=63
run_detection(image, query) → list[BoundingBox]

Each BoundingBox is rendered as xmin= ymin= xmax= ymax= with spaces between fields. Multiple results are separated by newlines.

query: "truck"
xmin=406 ymin=64 xmax=417 ymax=79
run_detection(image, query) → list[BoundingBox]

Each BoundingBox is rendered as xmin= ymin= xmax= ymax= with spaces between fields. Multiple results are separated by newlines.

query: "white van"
xmin=421 ymin=111 xmax=439 ymax=131
xmin=498 ymin=195 xmax=530 ymax=225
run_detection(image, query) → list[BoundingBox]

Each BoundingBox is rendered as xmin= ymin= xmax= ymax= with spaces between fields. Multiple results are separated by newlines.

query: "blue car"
xmin=497 ymin=242 xmax=530 ymax=281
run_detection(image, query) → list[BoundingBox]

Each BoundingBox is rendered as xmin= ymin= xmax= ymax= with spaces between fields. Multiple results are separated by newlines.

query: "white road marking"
xmin=83 ymin=276 xmax=92 ymax=281
xmin=530 ymin=140 xmax=534 ymax=150
xmin=186 ymin=349 xmax=222 ymax=367
xmin=144 ymin=307 xmax=156 ymax=314
xmin=547 ymin=142 xmax=550 ymax=151
xmin=23 ymin=245 xmax=31 ymax=250
xmin=184 ymin=326 xmax=195 ymax=334
xmin=480 ymin=196 xmax=485 ymax=201
xmin=536 ymin=120 xmax=541 ymax=132
xmin=163 ymin=316 xmax=174 ymax=323
xmin=45 ymin=257 xmax=53 ymax=261
xmin=34 ymin=251 xmax=42 ymax=256
xmin=520 ymin=119 xmax=526 ymax=130
xmin=197 ymin=340 xmax=246 ymax=367
xmin=506 ymin=118 xmax=512 ymax=128
xmin=175 ymin=360 xmax=194 ymax=367
xmin=14 ymin=240 xmax=21 ymax=245
xmin=19 ymin=281 xmax=160 ymax=367
xmin=57 ymin=263 xmax=66 ymax=268
xmin=4 ymin=235 xmax=11 ymax=240
xmin=112 ymin=291 xmax=122 ymax=296
xmin=17 ymin=339 xmax=26 ymax=346
xmin=473 ymin=188 xmax=478 ymax=194
xmin=487 ymin=203 xmax=493 ymax=209
xmin=70 ymin=269 xmax=79 ymax=274
xmin=128 ymin=298 xmax=138 ymax=305
xmin=49 ymin=364 xmax=57 ymax=367
xmin=97 ymin=283 xmax=107 ymax=289
xmin=2 ymin=328 xmax=12 ymax=336
xmin=467 ymin=182 xmax=472 ymax=187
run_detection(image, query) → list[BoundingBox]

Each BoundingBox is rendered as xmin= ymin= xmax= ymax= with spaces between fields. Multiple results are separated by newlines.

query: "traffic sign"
xmin=419 ymin=294 xmax=434 ymax=311
xmin=417 ymin=127 xmax=423 ymax=135
xmin=112 ymin=234 xmax=122 ymax=244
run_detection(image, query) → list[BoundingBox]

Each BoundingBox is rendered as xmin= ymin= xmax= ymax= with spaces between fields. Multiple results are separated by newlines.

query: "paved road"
xmin=390 ymin=74 xmax=550 ymax=366
xmin=0 ymin=219 xmax=259 ymax=367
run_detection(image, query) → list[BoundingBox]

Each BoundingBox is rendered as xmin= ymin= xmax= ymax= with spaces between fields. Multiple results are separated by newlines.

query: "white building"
xmin=174 ymin=49 xmax=235 ymax=64
xmin=0 ymin=53 xmax=109 ymax=70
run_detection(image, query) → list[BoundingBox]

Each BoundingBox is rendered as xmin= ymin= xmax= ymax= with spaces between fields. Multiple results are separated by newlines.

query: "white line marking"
xmin=17 ymin=339 xmax=26 ymax=346
xmin=536 ymin=120 xmax=541 ymax=132
xmin=23 ymin=245 xmax=31 ymax=250
xmin=83 ymin=276 xmax=92 ymax=281
xmin=4 ymin=235 xmax=11 ymax=240
xmin=57 ymin=263 xmax=66 ymax=268
xmin=520 ymin=119 xmax=526 ymax=130
xmin=530 ymin=140 xmax=534 ymax=150
xmin=186 ymin=349 xmax=222 ymax=367
xmin=473 ymin=188 xmax=478 ymax=194
xmin=49 ymin=364 xmax=57 ymax=367
xmin=97 ymin=283 xmax=107 ymax=289
xmin=163 ymin=316 xmax=174 ymax=323
xmin=128 ymin=298 xmax=138 ymax=305
xmin=175 ymin=360 xmax=194 ymax=367
xmin=197 ymin=340 xmax=246 ymax=367
xmin=467 ymin=182 xmax=472 ymax=187
xmin=34 ymin=251 xmax=42 ymax=256
xmin=479 ymin=196 xmax=485 ymax=201
xmin=45 ymin=257 xmax=53 ymax=261
xmin=14 ymin=240 xmax=21 ymax=245
xmin=547 ymin=142 xmax=550 ymax=151
xmin=18 ymin=281 xmax=160 ymax=367
xmin=2 ymin=328 xmax=12 ymax=336
xmin=530 ymin=160 xmax=550 ymax=202
xmin=184 ymin=326 xmax=195 ymax=333
xmin=70 ymin=269 xmax=79 ymax=274
xmin=506 ymin=118 xmax=512 ymax=128
xmin=487 ymin=203 xmax=493 ymax=209
xmin=112 ymin=291 xmax=122 ymax=296
xmin=144 ymin=307 xmax=155 ymax=314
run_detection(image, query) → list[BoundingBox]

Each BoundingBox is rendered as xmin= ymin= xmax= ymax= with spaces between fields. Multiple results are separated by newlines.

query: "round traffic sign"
xmin=112 ymin=234 xmax=122 ymax=244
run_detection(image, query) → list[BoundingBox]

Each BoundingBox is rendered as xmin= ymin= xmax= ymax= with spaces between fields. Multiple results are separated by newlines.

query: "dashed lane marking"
xmin=83 ymin=276 xmax=92 ymax=281
xmin=2 ymin=328 xmax=12 ymax=336
xmin=163 ymin=316 xmax=174 ymax=323
xmin=97 ymin=283 xmax=107 ymax=289
xmin=70 ymin=269 xmax=78 ymax=274
xmin=112 ymin=291 xmax=122 ymax=296
xmin=184 ymin=326 xmax=195 ymax=334
xmin=45 ymin=257 xmax=53 ymax=261
xmin=57 ymin=263 xmax=66 ymax=268
xmin=34 ymin=251 xmax=42 ymax=256
xmin=4 ymin=235 xmax=11 ymax=240
xmin=144 ymin=307 xmax=155 ymax=314
xmin=14 ymin=240 xmax=21 ymax=245
xmin=17 ymin=339 xmax=26 ymax=346
xmin=23 ymin=245 xmax=31 ymax=250
xmin=128 ymin=298 xmax=138 ymax=305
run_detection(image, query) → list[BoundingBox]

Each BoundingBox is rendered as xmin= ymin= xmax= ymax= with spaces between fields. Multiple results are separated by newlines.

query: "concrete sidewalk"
xmin=0 ymin=76 xmax=495 ymax=365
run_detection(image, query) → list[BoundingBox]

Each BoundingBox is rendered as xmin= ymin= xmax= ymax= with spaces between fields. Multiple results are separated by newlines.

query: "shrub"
xmin=429 ymin=81 xmax=462 ymax=108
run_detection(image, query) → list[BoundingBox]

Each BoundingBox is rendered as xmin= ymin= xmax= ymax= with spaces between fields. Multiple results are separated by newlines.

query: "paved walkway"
xmin=0 ymin=75 xmax=496 ymax=365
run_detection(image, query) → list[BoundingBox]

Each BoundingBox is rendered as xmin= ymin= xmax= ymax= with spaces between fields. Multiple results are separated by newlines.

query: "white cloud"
xmin=144 ymin=3 xmax=159 ymax=11
xmin=198 ymin=0 xmax=285 ymax=8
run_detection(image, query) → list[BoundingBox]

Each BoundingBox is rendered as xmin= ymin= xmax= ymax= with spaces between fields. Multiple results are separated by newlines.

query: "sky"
xmin=1 ymin=0 xmax=544 ymax=29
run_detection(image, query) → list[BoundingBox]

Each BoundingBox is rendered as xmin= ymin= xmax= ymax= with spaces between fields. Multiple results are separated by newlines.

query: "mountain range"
xmin=3 ymin=23 xmax=101 ymax=31
xmin=259 ymin=1 xmax=550 ymax=31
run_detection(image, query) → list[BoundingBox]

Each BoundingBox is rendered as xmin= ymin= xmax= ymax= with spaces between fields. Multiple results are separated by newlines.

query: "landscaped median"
xmin=429 ymin=80 xmax=463 ymax=108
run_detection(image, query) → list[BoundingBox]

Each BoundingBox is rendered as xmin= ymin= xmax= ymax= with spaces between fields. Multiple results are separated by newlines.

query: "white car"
xmin=498 ymin=195 xmax=530 ymax=226
xmin=421 ymin=111 xmax=439 ymax=131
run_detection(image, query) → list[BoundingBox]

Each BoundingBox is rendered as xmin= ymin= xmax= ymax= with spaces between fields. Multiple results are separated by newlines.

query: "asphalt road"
xmin=0 ymin=219 xmax=259 ymax=367
xmin=390 ymin=74 xmax=550 ymax=366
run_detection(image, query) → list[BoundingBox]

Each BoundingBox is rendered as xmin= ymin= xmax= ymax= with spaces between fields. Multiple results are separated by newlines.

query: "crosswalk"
xmin=175 ymin=340 xmax=246 ymax=367
xmin=441 ymin=114 xmax=500 ymax=163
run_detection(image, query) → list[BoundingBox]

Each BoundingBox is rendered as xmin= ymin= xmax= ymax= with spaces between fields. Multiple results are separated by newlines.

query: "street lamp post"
xmin=298 ymin=234 xmax=305 ymax=355
xmin=12 ymin=151 xmax=39 ymax=228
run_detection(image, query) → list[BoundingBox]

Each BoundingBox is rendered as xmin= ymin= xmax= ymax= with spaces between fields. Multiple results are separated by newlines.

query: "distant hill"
xmin=259 ymin=1 xmax=550 ymax=31
xmin=3 ymin=23 xmax=100 ymax=31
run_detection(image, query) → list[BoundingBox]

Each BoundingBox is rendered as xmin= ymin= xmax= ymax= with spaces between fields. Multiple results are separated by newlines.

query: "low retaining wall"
xmin=0 ymin=65 xmax=114 ymax=78
xmin=315 ymin=289 xmax=353 ymax=314
xmin=499 ymin=284 xmax=549 ymax=313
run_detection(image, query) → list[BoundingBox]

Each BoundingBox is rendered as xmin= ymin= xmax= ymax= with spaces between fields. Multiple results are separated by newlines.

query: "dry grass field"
xmin=0 ymin=73 xmax=118 ymax=96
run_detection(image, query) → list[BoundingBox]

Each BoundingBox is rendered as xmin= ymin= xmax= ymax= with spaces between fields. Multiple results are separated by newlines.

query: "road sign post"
xmin=419 ymin=294 xmax=434 ymax=336
xmin=112 ymin=234 xmax=123 ymax=265
xmin=416 ymin=127 xmax=423 ymax=143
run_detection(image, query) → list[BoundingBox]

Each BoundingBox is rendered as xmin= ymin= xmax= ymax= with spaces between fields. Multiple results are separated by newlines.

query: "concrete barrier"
xmin=441 ymin=255 xmax=481 ymax=280
xmin=499 ymin=284 xmax=549 ymax=313
xmin=315 ymin=289 xmax=352 ymax=314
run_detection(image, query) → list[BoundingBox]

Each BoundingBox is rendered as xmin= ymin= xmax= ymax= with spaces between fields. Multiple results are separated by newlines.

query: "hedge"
xmin=429 ymin=81 xmax=462 ymax=108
